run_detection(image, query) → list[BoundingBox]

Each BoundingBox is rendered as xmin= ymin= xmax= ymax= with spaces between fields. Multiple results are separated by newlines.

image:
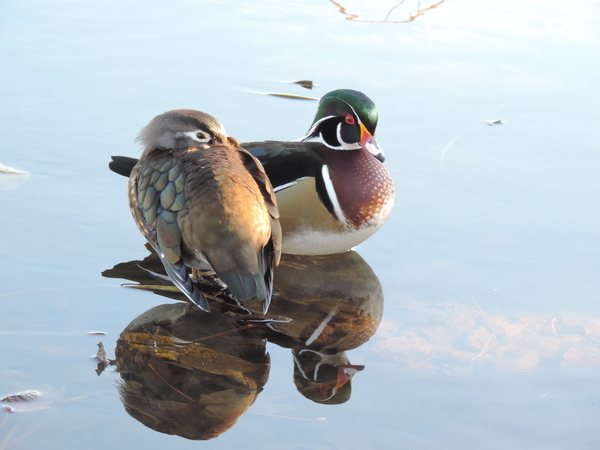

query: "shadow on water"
xmin=101 ymin=247 xmax=383 ymax=440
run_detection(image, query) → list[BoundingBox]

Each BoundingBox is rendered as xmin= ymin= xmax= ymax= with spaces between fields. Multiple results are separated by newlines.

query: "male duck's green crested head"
xmin=302 ymin=89 xmax=384 ymax=162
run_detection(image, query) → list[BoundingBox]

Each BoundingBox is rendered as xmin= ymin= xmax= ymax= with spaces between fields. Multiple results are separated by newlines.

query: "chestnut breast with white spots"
xmin=320 ymin=147 xmax=395 ymax=230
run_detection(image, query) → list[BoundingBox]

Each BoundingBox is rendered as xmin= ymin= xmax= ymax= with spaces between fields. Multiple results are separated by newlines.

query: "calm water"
xmin=1 ymin=0 xmax=600 ymax=448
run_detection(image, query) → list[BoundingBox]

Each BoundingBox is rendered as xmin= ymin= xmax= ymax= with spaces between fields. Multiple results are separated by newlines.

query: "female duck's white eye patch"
xmin=183 ymin=130 xmax=211 ymax=143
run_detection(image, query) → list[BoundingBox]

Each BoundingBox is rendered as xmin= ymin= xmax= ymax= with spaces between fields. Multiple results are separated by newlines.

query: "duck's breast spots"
xmin=320 ymin=149 xmax=394 ymax=229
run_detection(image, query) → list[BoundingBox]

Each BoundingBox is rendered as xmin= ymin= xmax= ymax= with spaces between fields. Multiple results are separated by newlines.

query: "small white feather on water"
xmin=0 ymin=163 xmax=31 ymax=190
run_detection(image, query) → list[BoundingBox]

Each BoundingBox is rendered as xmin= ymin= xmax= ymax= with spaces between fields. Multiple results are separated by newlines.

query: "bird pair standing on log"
xmin=112 ymin=89 xmax=394 ymax=314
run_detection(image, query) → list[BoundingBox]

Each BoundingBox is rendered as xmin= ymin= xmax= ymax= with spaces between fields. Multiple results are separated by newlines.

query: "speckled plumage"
xmin=245 ymin=141 xmax=394 ymax=255
xmin=110 ymin=89 xmax=394 ymax=256
xmin=128 ymin=109 xmax=281 ymax=312
xmin=241 ymin=89 xmax=394 ymax=254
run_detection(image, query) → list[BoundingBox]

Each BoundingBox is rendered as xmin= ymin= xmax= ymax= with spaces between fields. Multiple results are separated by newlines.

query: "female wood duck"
xmin=128 ymin=109 xmax=281 ymax=313
xmin=110 ymin=89 xmax=394 ymax=255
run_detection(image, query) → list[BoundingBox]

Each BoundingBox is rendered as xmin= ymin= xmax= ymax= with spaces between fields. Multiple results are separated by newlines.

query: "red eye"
xmin=344 ymin=114 xmax=355 ymax=125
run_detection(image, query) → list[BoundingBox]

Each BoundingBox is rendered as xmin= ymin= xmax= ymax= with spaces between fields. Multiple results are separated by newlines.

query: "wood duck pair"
xmin=113 ymin=90 xmax=394 ymax=312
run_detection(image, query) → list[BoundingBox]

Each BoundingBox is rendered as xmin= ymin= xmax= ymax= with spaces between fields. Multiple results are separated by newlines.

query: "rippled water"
xmin=1 ymin=0 xmax=600 ymax=448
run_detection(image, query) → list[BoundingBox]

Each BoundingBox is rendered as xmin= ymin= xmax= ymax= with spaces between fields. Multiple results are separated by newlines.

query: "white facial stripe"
xmin=291 ymin=352 xmax=309 ymax=379
xmin=302 ymin=98 xmax=370 ymax=149
xmin=183 ymin=130 xmax=211 ymax=143
xmin=321 ymin=165 xmax=348 ymax=225
xmin=333 ymin=96 xmax=364 ymax=126
xmin=335 ymin=123 xmax=361 ymax=150
xmin=301 ymin=115 xmax=337 ymax=141
xmin=365 ymin=138 xmax=382 ymax=158
xmin=296 ymin=348 xmax=327 ymax=381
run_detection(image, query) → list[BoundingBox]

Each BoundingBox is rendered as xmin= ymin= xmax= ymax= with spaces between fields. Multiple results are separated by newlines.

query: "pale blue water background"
xmin=1 ymin=0 xmax=600 ymax=448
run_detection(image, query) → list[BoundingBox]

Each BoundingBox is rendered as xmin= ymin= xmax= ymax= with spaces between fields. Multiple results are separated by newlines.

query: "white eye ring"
xmin=184 ymin=130 xmax=211 ymax=143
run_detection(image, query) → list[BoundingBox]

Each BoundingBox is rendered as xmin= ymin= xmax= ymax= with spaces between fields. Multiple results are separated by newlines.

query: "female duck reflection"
xmin=102 ymin=249 xmax=383 ymax=439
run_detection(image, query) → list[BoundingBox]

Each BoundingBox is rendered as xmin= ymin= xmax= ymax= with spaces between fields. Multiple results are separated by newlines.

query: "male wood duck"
xmin=110 ymin=89 xmax=394 ymax=255
xmin=128 ymin=109 xmax=281 ymax=313
xmin=254 ymin=251 xmax=383 ymax=404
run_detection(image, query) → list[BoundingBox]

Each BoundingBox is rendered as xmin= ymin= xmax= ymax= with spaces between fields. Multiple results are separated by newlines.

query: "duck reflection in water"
xmin=245 ymin=252 xmax=383 ymax=404
xmin=114 ymin=304 xmax=269 ymax=440
xmin=102 ymin=247 xmax=383 ymax=438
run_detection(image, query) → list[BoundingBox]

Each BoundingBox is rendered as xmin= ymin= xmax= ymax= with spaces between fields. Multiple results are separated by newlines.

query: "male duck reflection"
xmin=128 ymin=109 xmax=281 ymax=314
xmin=111 ymin=89 xmax=395 ymax=256
xmin=245 ymin=252 xmax=383 ymax=404
xmin=101 ymin=248 xmax=383 ymax=439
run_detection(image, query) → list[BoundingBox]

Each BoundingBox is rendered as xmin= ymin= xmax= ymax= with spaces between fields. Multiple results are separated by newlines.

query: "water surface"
xmin=1 ymin=0 xmax=600 ymax=448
